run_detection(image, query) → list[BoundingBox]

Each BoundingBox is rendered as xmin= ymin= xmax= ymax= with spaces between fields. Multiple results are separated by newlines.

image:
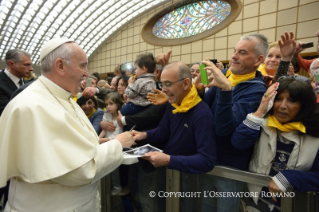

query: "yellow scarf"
xmin=257 ymin=64 xmax=268 ymax=76
xmin=267 ymin=115 xmax=306 ymax=133
xmin=72 ymin=94 xmax=78 ymax=102
xmin=172 ymin=85 xmax=202 ymax=114
xmin=226 ymin=68 xmax=256 ymax=87
xmin=87 ymin=108 xmax=96 ymax=119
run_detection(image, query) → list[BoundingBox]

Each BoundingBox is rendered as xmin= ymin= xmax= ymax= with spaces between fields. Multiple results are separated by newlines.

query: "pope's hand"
xmin=115 ymin=132 xmax=134 ymax=148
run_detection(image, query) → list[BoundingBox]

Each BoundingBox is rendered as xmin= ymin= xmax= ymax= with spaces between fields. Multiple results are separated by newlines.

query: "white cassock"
xmin=0 ymin=76 xmax=123 ymax=212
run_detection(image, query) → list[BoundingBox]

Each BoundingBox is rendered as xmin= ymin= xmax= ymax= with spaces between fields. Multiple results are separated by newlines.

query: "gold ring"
xmin=264 ymin=93 xmax=268 ymax=98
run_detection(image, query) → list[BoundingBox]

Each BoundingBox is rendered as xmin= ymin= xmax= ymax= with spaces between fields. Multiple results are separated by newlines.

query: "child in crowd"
xmin=120 ymin=52 xmax=156 ymax=117
xmin=98 ymin=92 xmax=124 ymax=195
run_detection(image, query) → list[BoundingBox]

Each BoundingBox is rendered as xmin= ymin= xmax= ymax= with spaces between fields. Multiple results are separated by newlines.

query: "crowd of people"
xmin=0 ymin=29 xmax=318 ymax=212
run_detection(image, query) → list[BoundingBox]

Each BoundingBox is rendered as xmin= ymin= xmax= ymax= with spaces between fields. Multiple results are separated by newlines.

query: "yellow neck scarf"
xmin=267 ymin=115 xmax=306 ymax=133
xmin=87 ymin=108 xmax=96 ymax=118
xmin=226 ymin=68 xmax=256 ymax=87
xmin=172 ymin=85 xmax=202 ymax=114
xmin=257 ymin=64 xmax=268 ymax=76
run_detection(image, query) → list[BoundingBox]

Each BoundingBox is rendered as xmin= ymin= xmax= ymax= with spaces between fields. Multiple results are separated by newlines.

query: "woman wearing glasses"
xmin=231 ymin=75 xmax=319 ymax=211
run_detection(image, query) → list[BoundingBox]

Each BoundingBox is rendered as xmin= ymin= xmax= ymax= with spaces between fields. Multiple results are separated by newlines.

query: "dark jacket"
xmin=202 ymin=69 xmax=267 ymax=170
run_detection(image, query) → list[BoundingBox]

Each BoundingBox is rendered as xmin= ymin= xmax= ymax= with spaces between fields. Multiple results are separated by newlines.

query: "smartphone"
xmin=86 ymin=78 xmax=92 ymax=88
xmin=210 ymin=59 xmax=218 ymax=64
xmin=301 ymin=42 xmax=314 ymax=49
xmin=199 ymin=63 xmax=208 ymax=85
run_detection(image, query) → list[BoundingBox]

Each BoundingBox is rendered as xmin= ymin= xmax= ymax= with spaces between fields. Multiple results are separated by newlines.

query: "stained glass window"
xmin=153 ymin=0 xmax=231 ymax=39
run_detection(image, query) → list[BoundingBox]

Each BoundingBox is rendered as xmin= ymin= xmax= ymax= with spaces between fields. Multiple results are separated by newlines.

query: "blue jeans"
xmin=199 ymin=175 xmax=245 ymax=212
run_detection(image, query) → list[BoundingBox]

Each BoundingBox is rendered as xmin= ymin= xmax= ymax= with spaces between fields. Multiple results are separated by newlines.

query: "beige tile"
xmin=106 ymin=44 xmax=111 ymax=51
xmin=244 ymin=0 xmax=259 ymax=5
xmin=111 ymin=42 xmax=116 ymax=50
xmin=147 ymin=49 xmax=154 ymax=55
xmin=121 ymin=30 xmax=128 ymax=39
xmin=203 ymin=39 xmax=214 ymax=52
xmin=260 ymin=0 xmax=277 ymax=15
xmin=259 ymin=13 xmax=277 ymax=29
xmin=171 ymin=55 xmax=181 ymax=62
xmin=127 ymin=54 xmax=133 ymax=62
xmin=121 ymin=55 xmax=126 ymax=63
xmin=128 ymin=27 xmax=134 ymax=37
xmin=298 ymin=2 xmax=319 ymax=22
xmin=235 ymin=10 xmax=243 ymax=21
xmin=116 ymin=57 xmax=121 ymax=64
xmin=243 ymin=3 xmax=259 ymax=19
xmin=121 ymin=47 xmax=127 ymax=55
xmin=215 ymin=50 xmax=227 ymax=61
xmin=228 ymin=21 xmax=242 ymax=35
xmin=134 ymin=35 xmax=140 ymax=43
xmin=205 ymin=34 xmax=215 ymax=39
xmin=163 ymin=46 xmax=172 ymax=54
xmin=278 ymin=0 xmax=298 ymax=10
xmin=110 ymin=57 xmax=116 ymax=66
xmin=116 ymin=48 xmax=121 ymax=57
xmin=259 ymin=28 xmax=276 ymax=43
xmin=127 ymin=45 xmax=133 ymax=54
xmin=300 ymin=0 xmax=318 ymax=4
xmin=133 ymin=44 xmax=139 ymax=53
xmin=215 ymin=28 xmax=227 ymax=37
xmin=155 ymin=48 xmax=163 ymax=56
xmin=127 ymin=37 xmax=133 ymax=45
xmin=117 ymin=40 xmax=121 ymax=48
xmin=105 ymin=58 xmax=110 ymax=66
xmin=191 ymin=53 xmax=202 ymax=62
xmin=181 ymin=54 xmax=191 ymax=64
xmin=182 ymin=44 xmax=191 ymax=54
xmin=140 ymin=42 xmax=146 ymax=51
xmin=147 ymin=43 xmax=154 ymax=50
xmin=276 ymin=24 xmax=296 ymax=40
xmin=122 ymin=38 xmax=127 ymax=46
xmin=203 ymin=51 xmax=214 ymax=60
xmin=134 ymin=18 xmax=141 ymax=26
xmin=106 ymin=51 xmax=111 ymax=58
xmin=111 ymin=49 xmax=115 ymax=57
xmin=277 ymin=8 xmax=297 ymax=26
xmin=227 ymin=48 xmax=235 ymax=61
xmin=134 ymin=25 xmax=141 ymax=35
xmin=243 ymin=17 xmax=258 ymax=32
xmin=215 ymin=37 xmax=227 ymax=49
xmin=228 ymin=34 xmax=241 ymax=49
xmin=141 ymin=15 xmax=148 ymax=24
xmin=297 ymin=19 xmax=319 ymax=39
xmin=172 ymin=46 xmax=181 ymax=55
xmin=192 ymin=41 xmax=202 ymax=53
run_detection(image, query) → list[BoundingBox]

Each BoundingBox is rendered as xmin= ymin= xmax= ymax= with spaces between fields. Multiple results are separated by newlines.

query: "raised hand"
xmin=201 ymin=60 xmax=231 ymax=90
xmin=253 ymin=82 xmax=279 ymax=118
xmin=278 ymin=31 xmax=296 ymax=61
xmin=155 ymin=49 xmax=172 ymax=66
xmin=147 ymin=89 xmax=168 ymax=105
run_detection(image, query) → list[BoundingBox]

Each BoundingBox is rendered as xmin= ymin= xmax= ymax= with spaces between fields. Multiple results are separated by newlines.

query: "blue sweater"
xmin=202 ymin=70 xmax=267 ymax=170
xmin=89 ymin=108 xmax=104 ymax=135
xmin=146 ymin=101 xmax=216 ymax=174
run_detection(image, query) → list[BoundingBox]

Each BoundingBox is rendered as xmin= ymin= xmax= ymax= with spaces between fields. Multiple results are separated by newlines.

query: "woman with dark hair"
xmin=77 ymin=96 xmax=104 ymax=134
xmin=232 ymin=76 xmax=319 ymax=211
xmin=287 ymin=58 xmax=300 ymax=75
xmin=116 ymin=75 xmax=129 ymax=99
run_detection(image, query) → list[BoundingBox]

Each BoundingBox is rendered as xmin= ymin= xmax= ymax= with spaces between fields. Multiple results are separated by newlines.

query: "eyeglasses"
xmin=277 ymin=75 xmax=310 ymax=83
xmin=162 ymin=78 xmax=186 ymax=88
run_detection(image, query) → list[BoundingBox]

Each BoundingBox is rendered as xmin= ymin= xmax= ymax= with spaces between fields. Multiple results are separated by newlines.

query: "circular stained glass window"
xmin=153 ymin=1 xmax=231 ymax=39
xmin=142 ymin=0 xmax=242 ymax=46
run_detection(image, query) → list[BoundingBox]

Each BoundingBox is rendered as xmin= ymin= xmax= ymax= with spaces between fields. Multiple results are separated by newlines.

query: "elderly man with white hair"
xmin=0 ymin=38 xmax=134 ymax=211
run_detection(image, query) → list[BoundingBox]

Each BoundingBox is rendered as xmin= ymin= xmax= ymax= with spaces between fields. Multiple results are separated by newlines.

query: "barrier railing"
xmin=101 ymin=166 xmax=319 ymax=212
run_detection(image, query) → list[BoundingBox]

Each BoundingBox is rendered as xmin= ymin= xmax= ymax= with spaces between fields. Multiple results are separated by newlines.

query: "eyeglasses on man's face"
xmin=162 ymin=78 xmax=186 ymax=88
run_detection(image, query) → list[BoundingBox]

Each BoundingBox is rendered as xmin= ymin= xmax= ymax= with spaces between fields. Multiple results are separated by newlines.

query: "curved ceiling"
xmin=0 ymin=0 xmax=168 ymax=65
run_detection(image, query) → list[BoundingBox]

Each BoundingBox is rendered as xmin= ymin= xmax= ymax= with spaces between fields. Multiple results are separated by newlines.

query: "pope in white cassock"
xmin=0 ymin=38 xmax=134 ymax=211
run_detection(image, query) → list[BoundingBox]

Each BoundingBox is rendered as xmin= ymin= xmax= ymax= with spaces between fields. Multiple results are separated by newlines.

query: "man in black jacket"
xmin=0 ymin=49 xmax=33 ymax=209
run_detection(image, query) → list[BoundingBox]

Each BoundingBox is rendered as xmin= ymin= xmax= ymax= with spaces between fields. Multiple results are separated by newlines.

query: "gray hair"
xmin=5 ymin=49 xmax=32 ymax=64
xmin=189 ymin=62 xmax=200 ymax=69
xmin=164 ymin=62 xmax=192 ymax=82
xmin=155 ymin=64 xmax=163 ymax=72
xmin=41 ymin=41 xmax=75 ymax=73
xmin=240 ymin=33 xmax=269 ymax=58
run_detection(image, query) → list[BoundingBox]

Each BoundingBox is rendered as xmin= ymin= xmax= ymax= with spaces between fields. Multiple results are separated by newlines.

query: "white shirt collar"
xmin=4 ymin=69 xmax=22 ymax=88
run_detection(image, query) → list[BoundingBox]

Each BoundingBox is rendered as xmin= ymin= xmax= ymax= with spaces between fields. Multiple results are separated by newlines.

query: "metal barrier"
xmin=101 ymin=166 xmax=319 ymax=212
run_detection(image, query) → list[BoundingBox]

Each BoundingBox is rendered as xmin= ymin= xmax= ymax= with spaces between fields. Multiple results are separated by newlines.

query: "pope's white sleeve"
xmin=52 ymin=139 xmax=123 ymax=186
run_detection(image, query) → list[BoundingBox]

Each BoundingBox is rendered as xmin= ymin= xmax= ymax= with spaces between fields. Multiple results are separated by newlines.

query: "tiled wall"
xmin=88 ymin=0 xmax=319 ymax=74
